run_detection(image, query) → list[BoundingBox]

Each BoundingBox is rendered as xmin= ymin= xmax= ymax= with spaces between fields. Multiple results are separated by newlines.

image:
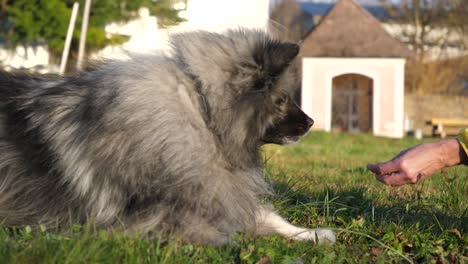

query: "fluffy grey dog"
xmin=0 ymin=29 xmax=335 ymax=245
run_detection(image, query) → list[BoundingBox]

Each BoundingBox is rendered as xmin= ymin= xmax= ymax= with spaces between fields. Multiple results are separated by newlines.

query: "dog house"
xmin=300 ymin=0 xmax=411 ymax=138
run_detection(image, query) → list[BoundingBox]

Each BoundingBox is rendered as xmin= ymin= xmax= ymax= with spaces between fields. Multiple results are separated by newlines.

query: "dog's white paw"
xmin=291 ymin=228 xmax=335 ymax=245
xmin=314 ymin=228 xmax=336 ymax=245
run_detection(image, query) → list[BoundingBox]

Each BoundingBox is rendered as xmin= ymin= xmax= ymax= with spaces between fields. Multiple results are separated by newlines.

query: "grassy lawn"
xmin=1 ymin=131 xmax=466 ymax=263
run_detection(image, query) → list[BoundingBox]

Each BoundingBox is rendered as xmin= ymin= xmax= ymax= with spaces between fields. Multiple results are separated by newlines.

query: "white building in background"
xmin=1 ymin=0 xmax=271 ymax=68
xmin=98 ymin=0 xmax=270 ymax=59
xmin=300 ymin=0 xmax=410 ymax=138
xmin=177 ymin=0 xmax=270 ymax=32
xmin=96 ymin=8 xmax=168 ymax=60
xmin=0 ymin=45 xmax=53 ymax=73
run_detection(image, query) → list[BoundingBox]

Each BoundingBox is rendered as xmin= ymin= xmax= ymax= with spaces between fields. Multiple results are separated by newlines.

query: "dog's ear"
xmin=253 ymin=41 xmax=299 ymax=76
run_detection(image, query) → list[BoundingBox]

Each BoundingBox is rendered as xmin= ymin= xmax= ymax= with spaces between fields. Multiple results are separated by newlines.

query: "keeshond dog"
xmin=0 ymin=29 xmax=335 ymax=245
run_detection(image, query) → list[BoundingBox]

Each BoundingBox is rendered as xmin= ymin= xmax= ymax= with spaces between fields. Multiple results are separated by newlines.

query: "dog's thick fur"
xmin=0 ymin=29 xmax=334 ymax=245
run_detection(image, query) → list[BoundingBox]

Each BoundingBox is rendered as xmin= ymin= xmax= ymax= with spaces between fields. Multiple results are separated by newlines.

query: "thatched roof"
xmin=301 ymin=0 xmax=411 ymax=58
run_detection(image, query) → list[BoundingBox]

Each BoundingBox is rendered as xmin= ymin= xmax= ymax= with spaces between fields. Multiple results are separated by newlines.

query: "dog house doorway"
xmin=331 ymin=74 xmax=373 ymax=133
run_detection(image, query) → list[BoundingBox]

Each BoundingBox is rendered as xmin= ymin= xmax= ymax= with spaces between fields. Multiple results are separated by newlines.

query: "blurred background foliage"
xmin=0 ymin=0 xmax=182 ymax=62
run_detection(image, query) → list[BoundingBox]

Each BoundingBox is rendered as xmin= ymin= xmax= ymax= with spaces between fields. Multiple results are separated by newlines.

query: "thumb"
xmin=367 ymin=160 xmax=400 ymax=176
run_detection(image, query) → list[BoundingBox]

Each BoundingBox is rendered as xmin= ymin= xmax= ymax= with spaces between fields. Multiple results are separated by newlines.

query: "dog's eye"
xmin=275 ymin=97 xmax=288 ymax=106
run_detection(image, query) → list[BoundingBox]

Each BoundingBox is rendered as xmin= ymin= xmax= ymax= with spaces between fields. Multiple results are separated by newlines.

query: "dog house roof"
xmin=300 ymin=0 xmax=412 ymax=58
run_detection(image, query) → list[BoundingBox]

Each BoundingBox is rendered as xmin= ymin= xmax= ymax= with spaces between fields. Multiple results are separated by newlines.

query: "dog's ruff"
xmin=0 ymin=28 xmax=335 ymax=245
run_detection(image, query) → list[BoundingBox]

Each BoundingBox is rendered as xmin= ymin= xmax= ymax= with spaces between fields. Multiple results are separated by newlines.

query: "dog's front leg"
xmin=255 ymin=207 xmax=335 ymax=245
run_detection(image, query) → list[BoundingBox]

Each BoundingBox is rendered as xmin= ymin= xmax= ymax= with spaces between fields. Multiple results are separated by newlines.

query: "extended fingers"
xmin=367 ymin=160 xmax=400 ymax=176
xmin=375 ymin=171 xmax=421 ymax=186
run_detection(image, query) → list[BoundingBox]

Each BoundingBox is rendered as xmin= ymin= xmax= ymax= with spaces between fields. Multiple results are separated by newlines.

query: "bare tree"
xmin=380 ymin=0 xmax=467 ymax=94
xmin=269 ymin=0 xmax=304 ymax=41
xmin=379 ymin=0 xmax=450 ymax=60
xmin=445 ymin=0 xmax=468 ymax=51
xmin=0 ymin=0 xmax=8 ymax=20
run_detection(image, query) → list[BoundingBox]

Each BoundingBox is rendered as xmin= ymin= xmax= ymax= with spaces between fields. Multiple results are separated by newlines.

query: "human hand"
xmin=367 ymin=139 xmax=462 ymax=186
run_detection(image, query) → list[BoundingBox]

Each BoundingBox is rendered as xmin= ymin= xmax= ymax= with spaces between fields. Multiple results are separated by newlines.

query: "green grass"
xmin=1 ymin=132 xmax=466 ymax=263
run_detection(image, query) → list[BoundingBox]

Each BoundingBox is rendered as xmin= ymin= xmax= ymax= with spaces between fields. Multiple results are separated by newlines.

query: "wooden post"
xmin=76 ymin=0 xmax=92 ymax=70
xmin=59 ymin=2 xmax=79 ymax=75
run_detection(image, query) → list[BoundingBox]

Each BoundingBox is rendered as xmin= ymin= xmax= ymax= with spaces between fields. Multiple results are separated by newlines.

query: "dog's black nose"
xmin=306 ymin=116 xmax=314 ymax=129
xmin=296 ymin=116 xmax=314 ymax=135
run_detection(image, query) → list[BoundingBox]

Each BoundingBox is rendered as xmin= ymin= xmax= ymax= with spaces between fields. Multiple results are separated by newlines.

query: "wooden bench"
xmin=426 ymin=118 xmax=468 ymax=138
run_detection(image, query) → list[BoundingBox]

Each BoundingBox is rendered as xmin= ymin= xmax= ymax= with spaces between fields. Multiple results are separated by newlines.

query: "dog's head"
xmin=238 ymin=37 xmax=314 ymax=145
xmin=171 ymin=29 xmax=313 ymax=147
xmin=260 ymin=100 xmax=314 ymax=145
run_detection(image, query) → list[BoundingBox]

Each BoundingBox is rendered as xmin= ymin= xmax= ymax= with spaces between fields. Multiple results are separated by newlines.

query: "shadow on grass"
xmin=271 ymin=182 xmax=467 ymax=233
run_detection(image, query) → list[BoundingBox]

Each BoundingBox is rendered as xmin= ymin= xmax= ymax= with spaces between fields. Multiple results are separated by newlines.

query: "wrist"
xmin=439 ymin=139 xmax=462 ymax=167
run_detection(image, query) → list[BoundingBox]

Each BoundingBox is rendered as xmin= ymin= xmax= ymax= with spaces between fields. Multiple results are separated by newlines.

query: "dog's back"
xmin=0 ymin=56 xmax=224 ymax=231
